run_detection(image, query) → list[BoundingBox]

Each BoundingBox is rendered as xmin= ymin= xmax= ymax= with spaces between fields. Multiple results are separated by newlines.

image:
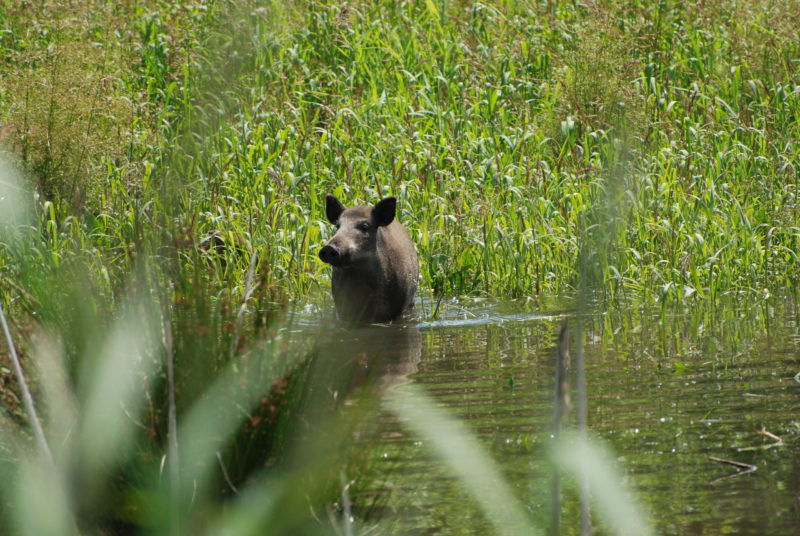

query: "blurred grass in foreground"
xmin=1 ymin=279 xmax=655 ymax=535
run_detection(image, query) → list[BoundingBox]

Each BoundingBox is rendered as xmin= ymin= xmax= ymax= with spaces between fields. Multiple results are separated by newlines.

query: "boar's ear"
xmin=372 ymin=197 xmax=397 ymax=227
xmin=326 ymin=195 xmax=345 ymax=224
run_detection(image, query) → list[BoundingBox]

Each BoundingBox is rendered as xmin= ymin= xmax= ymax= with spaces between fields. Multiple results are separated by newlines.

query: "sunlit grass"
xmin=1 ymin=0 xmax=799 ymax=534
xmin=3 ymin=0 xmax=798 ymax=308
xmin=108 ymin=0 xmax=800 ymax=304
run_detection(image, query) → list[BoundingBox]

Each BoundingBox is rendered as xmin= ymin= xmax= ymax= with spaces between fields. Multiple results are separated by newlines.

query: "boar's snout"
xmin=319 ymin=244 xmax=341 ymax=265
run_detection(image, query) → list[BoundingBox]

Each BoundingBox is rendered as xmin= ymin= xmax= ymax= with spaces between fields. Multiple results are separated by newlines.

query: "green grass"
xmin=3 ymin=0 xmax=798 ymax=308
xmin=162 ymin=0 xmax=798 ymax=304
xmin=0 ymin=0 xmax=799 ymax=534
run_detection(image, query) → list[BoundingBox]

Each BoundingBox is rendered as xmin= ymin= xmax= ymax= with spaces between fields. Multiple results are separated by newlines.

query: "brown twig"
xmin=708 ymin=456 xmax=757 ymax=484
xmin=737 ymin=427 xmax=784 ymax=451
xmin=760 ymin=428 xmax=783 ymax=444
xmin=708 ymin=456 xmax=757 ymax=470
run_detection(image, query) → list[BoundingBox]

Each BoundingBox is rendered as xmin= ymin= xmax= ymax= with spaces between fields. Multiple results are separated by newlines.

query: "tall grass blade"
xmin=0 ymin=303 xmax=53 ymax=465
xmin=0 ymin=157 xmax=33 ymax=228
xmin=30 ymin=331 xmax=75 ymax=455
xmin=175 ymin=349 xmax=282 ymax=501
xmin=13 ymin=460 xmax=75 ymax=536
xmin=163 ymin=310 xmax=180 ymax=535
xmin=554 ymin=434 xmax=655 ymax=536
xmin=387 ymin=384 xmax=540 ymax=536
xmin=78 ymin=290 xmax=160 ymax=489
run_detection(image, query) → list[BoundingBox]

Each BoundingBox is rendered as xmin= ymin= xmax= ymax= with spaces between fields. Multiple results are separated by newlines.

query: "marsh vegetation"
xmin=1 ymin=1 xmax=798 ymax=534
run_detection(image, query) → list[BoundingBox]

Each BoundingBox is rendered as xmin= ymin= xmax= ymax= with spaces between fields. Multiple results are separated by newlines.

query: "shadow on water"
xmin=304 ymin=294 xmax=800 ymax=535
xmin=301 ymin=322 xmax=423 ymax=408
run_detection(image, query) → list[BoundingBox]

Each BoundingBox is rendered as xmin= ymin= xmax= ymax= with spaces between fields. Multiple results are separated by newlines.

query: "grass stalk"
xmin=387 ymin=385 xmax=542 ymax=536
xmin=229 ymin=250 xmax=259 ymax=359
xmin=0 ymin=302 xmax=53 ymax=466
xmin=164 ymin=308 xmax=180 ymax=534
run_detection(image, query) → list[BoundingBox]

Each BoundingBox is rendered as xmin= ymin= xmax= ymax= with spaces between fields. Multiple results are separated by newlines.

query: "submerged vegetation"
xmin=0 ymin=0 xmax=799 ymax=534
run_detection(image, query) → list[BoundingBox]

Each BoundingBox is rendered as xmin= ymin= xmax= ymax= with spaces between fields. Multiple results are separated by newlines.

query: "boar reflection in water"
xmin=341 ymin=325 xmax=421 ymax=393
xmin=302 ymin=325 xmax=422 ymax=413
xmin=319 ymin=195 xmax=419 ymax=324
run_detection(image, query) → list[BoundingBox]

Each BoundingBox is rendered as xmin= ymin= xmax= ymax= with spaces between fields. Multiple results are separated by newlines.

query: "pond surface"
xmin=322 ymin=295 xmax=800 ymax=535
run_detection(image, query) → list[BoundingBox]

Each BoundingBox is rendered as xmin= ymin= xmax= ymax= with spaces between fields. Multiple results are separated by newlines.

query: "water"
xmin=315 ymin=295 xmax=800 ymax=535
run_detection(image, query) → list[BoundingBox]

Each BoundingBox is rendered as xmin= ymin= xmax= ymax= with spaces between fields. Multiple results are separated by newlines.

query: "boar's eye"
xmin=356 ymin=221 xmax=371 ymax=232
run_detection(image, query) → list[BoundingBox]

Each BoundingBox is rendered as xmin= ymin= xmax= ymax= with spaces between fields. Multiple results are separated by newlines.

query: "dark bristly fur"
xmin=319 ymin=195 xmax=419 ymax=324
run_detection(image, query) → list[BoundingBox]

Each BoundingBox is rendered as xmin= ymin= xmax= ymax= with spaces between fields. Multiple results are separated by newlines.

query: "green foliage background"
xmin=1 ymin=1 xmax=799 ymax=534
xmin=1 ymin=0 xmax=798 ymax=311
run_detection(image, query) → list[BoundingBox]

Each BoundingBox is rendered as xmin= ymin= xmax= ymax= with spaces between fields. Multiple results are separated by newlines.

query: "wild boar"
xmin=319 ymin=195 xmax=419 ymax=324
